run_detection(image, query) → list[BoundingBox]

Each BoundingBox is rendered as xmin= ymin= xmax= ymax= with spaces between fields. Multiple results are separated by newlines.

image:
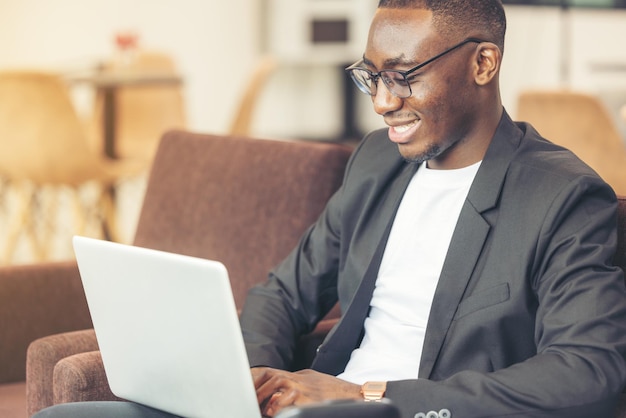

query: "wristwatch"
xmin=361 ymin=381 xmax=387 ymax=402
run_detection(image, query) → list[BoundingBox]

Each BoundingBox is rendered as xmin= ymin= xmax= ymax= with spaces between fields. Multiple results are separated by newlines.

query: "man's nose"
xmin=372 ymin=80 xmax=403 ymax=115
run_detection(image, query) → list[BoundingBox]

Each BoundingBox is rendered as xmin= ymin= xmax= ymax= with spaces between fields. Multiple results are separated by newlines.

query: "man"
xmin=35 ymin=0 xmax=626 ymax=417
xmin=243 ymin=0 xmax=626 ymax=417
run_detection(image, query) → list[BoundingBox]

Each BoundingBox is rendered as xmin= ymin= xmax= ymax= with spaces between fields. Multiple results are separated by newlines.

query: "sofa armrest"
xmin=26 ymin=329 xmax=99 ymax=416
xmin=0 ymin=260 xmax=92 ymax=385
xmin=53 ymin=350 xmax=121 ymax=405
xmin=30 ymin=319 xmax=340 ymax=414
xmin=25 ymin=309 xmax=338 ymax=415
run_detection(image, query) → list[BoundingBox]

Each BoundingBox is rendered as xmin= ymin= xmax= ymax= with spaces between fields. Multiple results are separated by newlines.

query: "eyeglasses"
xmin=345 ymin=37 xmax=487 ymax=99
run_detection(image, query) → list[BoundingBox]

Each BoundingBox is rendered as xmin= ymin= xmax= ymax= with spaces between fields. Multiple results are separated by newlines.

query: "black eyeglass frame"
xmin=345 ymin=37 xmax=488 ymax=98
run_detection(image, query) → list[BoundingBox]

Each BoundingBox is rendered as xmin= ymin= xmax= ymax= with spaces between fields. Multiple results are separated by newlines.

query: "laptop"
xmin=72 ymin=235 xmax=262 ymax=418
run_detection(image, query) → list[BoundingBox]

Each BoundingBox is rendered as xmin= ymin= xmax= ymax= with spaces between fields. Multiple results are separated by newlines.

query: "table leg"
xmin=102 ymin=87 xmax=117 ymax=159
xmin=101 ymin=86 xmax=118 ymax=241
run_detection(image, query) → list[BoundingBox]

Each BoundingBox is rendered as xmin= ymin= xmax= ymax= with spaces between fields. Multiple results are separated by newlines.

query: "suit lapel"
xmin=418 ymin=203 xmax=490 ymax=377
xmin=419 ymin=112 xmax=524 ymax=378
xmin=312 ymin=161 xmax=419 ymax=375
xmin=339 ymin=160 xmax=421 ymax=336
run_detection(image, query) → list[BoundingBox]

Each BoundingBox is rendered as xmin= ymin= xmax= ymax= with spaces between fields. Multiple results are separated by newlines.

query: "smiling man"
xmin=243 ymin=1 xmax=626 ymax=417
xmin=33 ymin=1 xmax=626 ymax=418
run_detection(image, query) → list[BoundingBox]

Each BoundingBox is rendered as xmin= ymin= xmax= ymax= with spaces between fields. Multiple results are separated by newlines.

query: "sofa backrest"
xmin=132 ymin=130 xmax=353 ymax=309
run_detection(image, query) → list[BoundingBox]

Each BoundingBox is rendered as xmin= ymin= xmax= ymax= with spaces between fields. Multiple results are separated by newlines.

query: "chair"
xmin=228 ymin=55 xmax=278 ymax=137
xmin=21 ymin=130 xmax=353 ymax=416
xmin=91 ymin=50 xmax=187 ymax=162
xmin=516 ymin=90 xmax=626 ymax=195
xmin=0 ymin=71 xmax=142 ymax=264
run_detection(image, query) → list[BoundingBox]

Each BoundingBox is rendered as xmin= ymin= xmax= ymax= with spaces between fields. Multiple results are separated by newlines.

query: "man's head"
xmin=350 ymin=0 xmax=506 ymax=168
xmin=377 ymin=0 xmax=506 ymax=54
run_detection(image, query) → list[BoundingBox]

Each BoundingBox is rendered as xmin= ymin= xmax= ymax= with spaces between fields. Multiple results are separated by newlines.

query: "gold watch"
xmin=361 ymin=381 xmax=387 ymax=402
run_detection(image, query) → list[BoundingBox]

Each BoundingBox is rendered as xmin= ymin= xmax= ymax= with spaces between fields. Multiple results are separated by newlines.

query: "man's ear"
xmin=474 ymin=43 xmax=501 ymax=86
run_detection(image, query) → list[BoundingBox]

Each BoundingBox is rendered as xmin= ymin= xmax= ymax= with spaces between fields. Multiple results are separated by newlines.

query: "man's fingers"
xmin=266 ymin=390 xmax=300 ymax=417
xmin=253 ymin=369 xmax=295 ymax=406
xmin=251 ymin=367 xmax=272 ymax=387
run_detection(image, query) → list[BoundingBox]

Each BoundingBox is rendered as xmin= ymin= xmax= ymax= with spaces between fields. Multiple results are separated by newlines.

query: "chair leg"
xmin=70 ymin=187 xmax=89 ymax=238
xmin=25 ymin=187 xmax=59 ymax=261
xmin=71 ymin=182 xmax=120 ymax=242
xmin=0 ymin=176 xmax=9 ymax=257
xmin=100 ymin=184 xmax=120 ymax=242
xmin=0 ymin=176 xmax=8 ymax=213
xmin=2 ymin=182 xmax=35 ymax=264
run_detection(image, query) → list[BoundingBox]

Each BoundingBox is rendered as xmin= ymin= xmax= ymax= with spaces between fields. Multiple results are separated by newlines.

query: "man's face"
xmin=364 ymin=8 xmax=479 ymax=169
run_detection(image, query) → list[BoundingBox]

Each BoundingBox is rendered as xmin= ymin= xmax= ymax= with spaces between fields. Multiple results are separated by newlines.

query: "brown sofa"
xmin=0 ymin=130 xmax=353 ymax=417
xmin=7 ymin=131 xmax=626 ymax=417
xmin=24 ymin=188 xmax=626 ymax=417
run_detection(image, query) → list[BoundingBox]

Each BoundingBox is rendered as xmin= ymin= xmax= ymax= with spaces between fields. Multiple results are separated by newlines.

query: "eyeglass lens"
xmin=350 ymin=69 xmax=412 ymax=98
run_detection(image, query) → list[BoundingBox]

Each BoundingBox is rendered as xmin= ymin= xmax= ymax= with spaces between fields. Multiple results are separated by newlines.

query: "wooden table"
xmin=66 ymin=71 xmax=183 ymax=159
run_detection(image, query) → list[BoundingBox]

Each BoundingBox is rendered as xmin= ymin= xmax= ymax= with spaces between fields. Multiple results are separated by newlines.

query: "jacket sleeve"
xmin=385 ymin=179 xmax=626 ymax=418
xmin=239 ymin=205 xmax=342 ymax=370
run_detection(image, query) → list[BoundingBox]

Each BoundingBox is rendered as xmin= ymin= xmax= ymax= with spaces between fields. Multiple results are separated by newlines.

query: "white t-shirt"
xmin=337 ymin=160 xmax=481 ymax=384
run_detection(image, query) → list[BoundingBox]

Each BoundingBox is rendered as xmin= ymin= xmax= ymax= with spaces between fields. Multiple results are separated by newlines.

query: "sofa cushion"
xmin=26 ymin=329 xmax=100 ymax=416
xmin=53 ymin=351 xmax=121 ymax=405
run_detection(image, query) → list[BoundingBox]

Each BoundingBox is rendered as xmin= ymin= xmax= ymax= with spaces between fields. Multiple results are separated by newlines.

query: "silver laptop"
xmin=73 ymin=235 xmax=262 ymax=418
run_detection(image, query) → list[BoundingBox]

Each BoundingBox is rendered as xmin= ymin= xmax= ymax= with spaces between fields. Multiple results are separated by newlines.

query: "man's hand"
xmin=252 ymin=367 xmax=362 ymax=417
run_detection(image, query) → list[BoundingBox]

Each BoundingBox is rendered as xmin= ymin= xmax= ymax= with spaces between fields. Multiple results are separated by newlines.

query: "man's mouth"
xmin=388 ymin=120 xmax=420 ymax=143
xmin=392 ymin=120 xmax=419 ymax=133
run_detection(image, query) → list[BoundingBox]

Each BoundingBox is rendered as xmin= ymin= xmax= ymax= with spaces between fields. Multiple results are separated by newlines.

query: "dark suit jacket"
xmin=240 ymin=111 xmax=626 ymax=417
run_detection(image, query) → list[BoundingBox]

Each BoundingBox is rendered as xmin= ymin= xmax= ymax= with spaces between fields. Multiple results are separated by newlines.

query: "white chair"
xmin=0 ymin=70 xmax=142 ymax=263
xmin=517 ymin=89 xmax=626 ymax=195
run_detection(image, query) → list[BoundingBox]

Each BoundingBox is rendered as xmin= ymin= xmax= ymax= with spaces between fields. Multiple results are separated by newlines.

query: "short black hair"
xmin=377 ymin=0 xmax=506 ymax=53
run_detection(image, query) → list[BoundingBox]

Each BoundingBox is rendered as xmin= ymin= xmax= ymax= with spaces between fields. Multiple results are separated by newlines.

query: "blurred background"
xmin=0 ymin=0 xmax=625 ymax=264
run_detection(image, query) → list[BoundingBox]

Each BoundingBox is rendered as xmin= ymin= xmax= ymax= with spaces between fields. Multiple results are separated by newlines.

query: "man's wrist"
xmin=361 ymin=381 xmax=387 ymax=402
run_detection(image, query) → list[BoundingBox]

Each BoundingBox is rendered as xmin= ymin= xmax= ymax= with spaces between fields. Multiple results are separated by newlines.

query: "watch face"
xmin=365 ymin=382 xmax=386 ymax=391
xmin=362 ymin=381 xmax=387 ymax=400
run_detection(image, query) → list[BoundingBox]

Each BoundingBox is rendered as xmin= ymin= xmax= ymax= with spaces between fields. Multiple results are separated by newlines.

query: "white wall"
xmin=0 ymin=0 xmax=260 ymax=135
xmin=0 ymin=1 xmax=625 ymax=140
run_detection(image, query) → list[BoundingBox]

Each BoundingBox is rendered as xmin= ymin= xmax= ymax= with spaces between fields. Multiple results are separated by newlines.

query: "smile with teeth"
xmin=392 ymin=120 xmax=419 ymax=133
